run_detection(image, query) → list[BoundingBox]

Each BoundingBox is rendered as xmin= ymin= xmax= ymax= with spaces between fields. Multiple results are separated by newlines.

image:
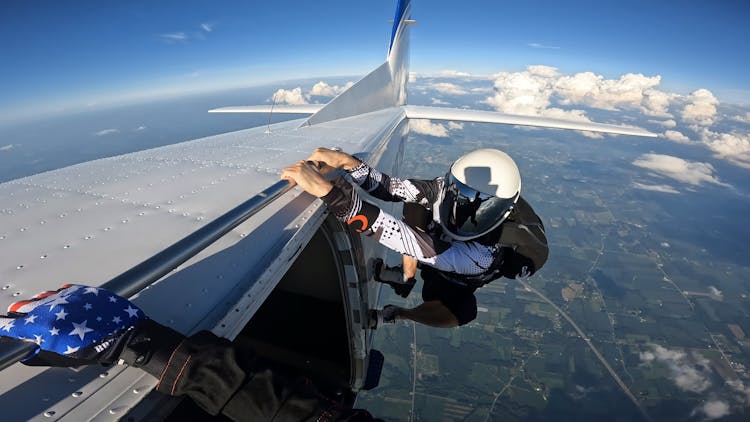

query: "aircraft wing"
xmin=403 ymin=105 xmax=658 ymax=137
xmin=208 ymin=104 xmax=658 ymax=138
xmin=0 ymin=107 xmax=406 ymax=420
xmin=208 ymin=104 xmax=324 ymax=114
xmin=0 ymin=109 xmax=403 ymax=334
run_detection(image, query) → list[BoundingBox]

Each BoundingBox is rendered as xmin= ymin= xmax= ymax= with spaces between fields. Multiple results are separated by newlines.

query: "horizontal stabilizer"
xmin=208 ymin=105 xmax=324 ymax=114
xmin=403 ymin=105 xmax=657 ymax=137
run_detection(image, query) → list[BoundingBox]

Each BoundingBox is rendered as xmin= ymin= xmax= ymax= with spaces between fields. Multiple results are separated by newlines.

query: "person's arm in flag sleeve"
xmin=0 ymin=284 xmax=380 ymax=421
xmin=0 ymin=284 xmax=148 ymax=367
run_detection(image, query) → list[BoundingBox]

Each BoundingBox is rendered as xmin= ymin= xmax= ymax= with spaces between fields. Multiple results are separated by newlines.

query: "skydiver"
xmin=281 ymin=147 xmax=547 ymax=329
xmin=0 ymin=284 xmax=382 ymax=421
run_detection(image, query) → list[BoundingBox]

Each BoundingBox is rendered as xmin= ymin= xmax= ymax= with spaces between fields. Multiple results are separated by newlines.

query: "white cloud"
xmin=413 ymin=70 xmax=492 ymax=81
xmin=578 ymin=131 xmax=605 ymax=139
xmin=485 ymin=66 xmax=558 ymax=116
xmin=528 ymin=42 xmax=560 ymax=49
xmin=309 ymin=82 xmax=338 ymax=97
xmin=553 ymin=71 xmax=604 ymax=105
xmin=94 ymin=129 xmax=119 ymax=136
xmin=410 ymin=119 xmax=449 ymax=137
xmin=470 ymin=86 xmax=494 ymax=94
xmin=461 ymin=64 xmax=748 ymax=169
xmin=554 ymin=71 xmax=671 ymax=116
xmin=271 ymin=87 xmax=308 ymax=105
xmin=437 ymin=70 xmax=473 ymax=78
xmin=632 ymin=154 xmax=728 ymax=187
xmin=481 ymin=65 xmax=746 ymax=147
xmin=650 ymin=119 xmax=677 ymax=128
xmin=134 ymin=126 xmax=147 ymax=131
xmin=527 ymin=65 xmax=558 ymax=78
xmin=409 ymin=120 xmax=464 ymax=137
xmin=662 ymin=130 xmax=691 ymax=143
xmin=695 ymin=127 xmax=750 ymax=169
xmin=0 ymin=144 xmax=14 ymax=151
xmin=642 ymin=89 xmax=673 ymax=117
xmin=639 ymin=340 xmax=750 ymax=420
xmin=160 ymin=22 xmax=215 ymax=43
xmin=632 ymin=182 xmax=680 ymax=194
xmin=447 ymin=122 xmax=464 ymax=131
xmin=428 ymin=82 xmax=468 ymax=95
xmin=681 ymin=89 xmax=719 ymax=126
xmin=731 ymin=112 xmax=750 ymax=124
xmin=727 ymin=379 xmax=750 ymax=403
xmin=700 ymin=400 xmax=730 ymax=420
xmin=309 ymin=81 xmax=352 ymax=97
xmin=673 ymin=366 xmax=712 ymax=393
xmin=431 ymin=98 xmax=450 ymax=105
xmin=640 ymin=344 xmax=713 ymax=393
xmin=271 ymin=81 xmax=355 ymax=105
xmin=536 ymin=106 xmax=592 ymax=123
xmin=159 ymin=32 xmax=188 ymax=43
xmin=484 ymin=65 xmax=626 ymax=125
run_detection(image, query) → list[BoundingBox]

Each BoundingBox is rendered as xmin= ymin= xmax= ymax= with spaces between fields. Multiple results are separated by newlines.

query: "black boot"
xmin=370 ymin=258 xmax=416 ymax=298
xmin=391 ymin=277 xmax=416 ymax=298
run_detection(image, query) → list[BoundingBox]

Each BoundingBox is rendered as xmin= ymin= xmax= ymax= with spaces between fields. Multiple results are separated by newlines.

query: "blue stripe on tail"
xmin=389 ymin=0 xmax=410 ymax=53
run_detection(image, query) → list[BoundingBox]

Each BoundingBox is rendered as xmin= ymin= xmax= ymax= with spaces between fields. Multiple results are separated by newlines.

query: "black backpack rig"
xmin=418 ymin=196 xmax=549 ymax=289
xmin=491 ymin=196 xmax=548 ymax=279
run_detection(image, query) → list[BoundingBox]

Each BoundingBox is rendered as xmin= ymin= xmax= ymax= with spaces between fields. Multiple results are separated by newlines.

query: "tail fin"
xmin=387 ymin=0 xmax=412 ymax=106
xmin=304 ymin=0 xmax=412 ymax=126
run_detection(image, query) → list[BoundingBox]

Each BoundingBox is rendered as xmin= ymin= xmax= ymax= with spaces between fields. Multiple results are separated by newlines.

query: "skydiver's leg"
xmin=402 ymin=255 xmax=417 ymax=280
xmin=400 ymin=202 xmax=426 ymax=282
xmin=376 ymin=279 xmax=477 ymax=328
xmin=393 ymin=300 xmax=459 ymax=328
xmin=370 ymin=258 xmax=416 ymax=298
xmin=417 ymin=276 xmax=478 ymax=327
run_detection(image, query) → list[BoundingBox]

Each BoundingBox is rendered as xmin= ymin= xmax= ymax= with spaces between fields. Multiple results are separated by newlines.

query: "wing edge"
xmin=403 ymin=105 xmax=657 ymax=137
xmin=208 ymin=105 xmax=324 ymax=114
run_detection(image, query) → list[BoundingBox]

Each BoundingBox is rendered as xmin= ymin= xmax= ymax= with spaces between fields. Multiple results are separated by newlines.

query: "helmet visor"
xmin=440 ymin=173 xmax=517 ymax=239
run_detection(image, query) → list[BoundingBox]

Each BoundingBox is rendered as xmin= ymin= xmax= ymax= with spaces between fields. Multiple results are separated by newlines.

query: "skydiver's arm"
xmin=123 ymin=323 xmax=378 ymax=421
xmin=305 ymin=147 xmax=441 ymax=204
xmin=278 ymin=163 xmax=493 ymax=274
xmin=322 ymin=178 xmax=497 ymax=275
xmin=0 ymin=285 xmax=376 ymax=422
xmin=346 ymin=161 xmax=441 ymax=205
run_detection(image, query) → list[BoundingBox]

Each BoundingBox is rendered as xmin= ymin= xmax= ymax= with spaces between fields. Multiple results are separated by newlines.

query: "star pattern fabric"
xmin=0 ymin=284 xmax=146 ymax=359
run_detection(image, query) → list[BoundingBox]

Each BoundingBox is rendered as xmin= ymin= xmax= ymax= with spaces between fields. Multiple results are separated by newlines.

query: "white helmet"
xmin=439 ymin=149 xmax=521 ymax=240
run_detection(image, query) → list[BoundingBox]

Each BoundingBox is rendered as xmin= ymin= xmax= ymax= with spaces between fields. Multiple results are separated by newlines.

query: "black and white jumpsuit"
xmin=321 ymin=162 xmax=503 ymax=325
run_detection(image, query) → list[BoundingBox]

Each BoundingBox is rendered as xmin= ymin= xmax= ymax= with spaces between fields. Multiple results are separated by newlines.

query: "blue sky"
xmin=1 ymin=0 xmax=749 ymax=123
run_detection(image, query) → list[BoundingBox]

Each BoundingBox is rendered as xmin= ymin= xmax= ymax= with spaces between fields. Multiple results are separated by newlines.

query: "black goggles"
xmin=439 ymin=174 xmax=517 ymax=239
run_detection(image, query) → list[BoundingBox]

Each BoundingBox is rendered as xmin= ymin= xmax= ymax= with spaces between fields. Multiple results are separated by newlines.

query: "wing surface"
xmin=0 ymin=109 xmax=402 ymax=330
xmin=208 ymin=104 xmax=324 ymax=114
xmin=0 ymin=107 xmax=406 ymax=420
xmin=404 ymin=105 xmax=658 ymax=137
